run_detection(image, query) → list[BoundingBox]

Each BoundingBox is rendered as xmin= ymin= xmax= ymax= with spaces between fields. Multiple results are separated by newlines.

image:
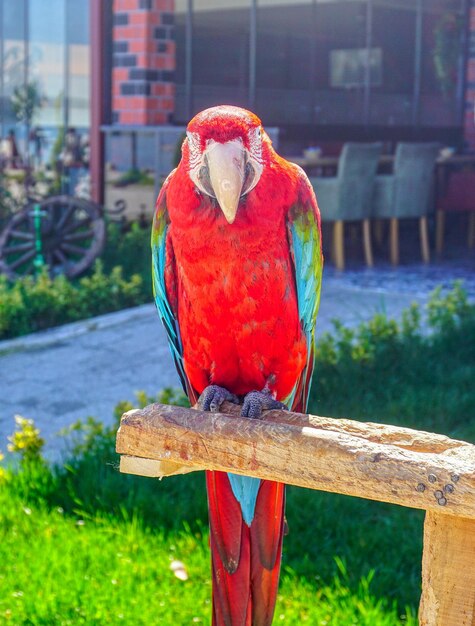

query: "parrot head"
xmin=183 ymin=105 xmax=269 ymax=224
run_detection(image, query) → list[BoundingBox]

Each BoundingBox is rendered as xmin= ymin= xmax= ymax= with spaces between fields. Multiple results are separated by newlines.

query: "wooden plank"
xmin=119 ymin=456 xmax=198 ymax=478
xmin=419 ymin=512 xmax=475 ymax=625
xmin=116 ymin=402 xmax=475 ymax=520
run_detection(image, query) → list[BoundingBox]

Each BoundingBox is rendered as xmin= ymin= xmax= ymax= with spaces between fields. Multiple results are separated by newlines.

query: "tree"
xmin=10 ymin=81 xmax=42 ymax=165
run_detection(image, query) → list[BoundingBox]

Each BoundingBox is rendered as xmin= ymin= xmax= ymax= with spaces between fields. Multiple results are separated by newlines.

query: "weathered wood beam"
xmin=116 ymin=402 xmax=475 ymax=520
xmin=419 ymin=512 xmax=475 ymax=625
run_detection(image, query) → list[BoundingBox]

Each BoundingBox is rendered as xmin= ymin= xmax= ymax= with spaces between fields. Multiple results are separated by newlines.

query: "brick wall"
xmin=464 ymin=1 xmax=475 ymax=150
xmin=112 ymin=0 xmax=176 ymax=125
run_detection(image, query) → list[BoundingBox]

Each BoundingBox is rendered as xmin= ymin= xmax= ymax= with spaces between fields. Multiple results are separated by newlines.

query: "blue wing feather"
xmin=285 ymin=168 xmax=323 ymax=412
xmin=151 ymin=172 xmax=196 ymax=401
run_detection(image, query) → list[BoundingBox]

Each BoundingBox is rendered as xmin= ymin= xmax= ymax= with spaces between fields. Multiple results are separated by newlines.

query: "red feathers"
xmin=187 ymin=105 xmax=262 ymax=150
xmin=207 ymin=472 xmax=285 ymax=626
xmin=166 ymin=147 xmax=307 ymax=400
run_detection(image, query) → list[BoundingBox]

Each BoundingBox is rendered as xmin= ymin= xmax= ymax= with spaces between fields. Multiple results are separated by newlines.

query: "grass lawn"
xmin=0 ymin=489 xmax=415 ymax=625
xmin=0 ymin=285 xmax=473 ymax=625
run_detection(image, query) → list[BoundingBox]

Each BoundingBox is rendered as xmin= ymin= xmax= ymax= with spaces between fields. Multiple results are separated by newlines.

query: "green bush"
xmin=101 ymin=220 xmax=151 ymax=291
xmin=0 ymin=261 xmax=148 ymax=340
xmin=311 ymin=282 xmax=475 ymax=441
xmin=112 ymin=168 xmax=155 ymax=187
xmin=0 ymin=219 xmax=153 ymax=341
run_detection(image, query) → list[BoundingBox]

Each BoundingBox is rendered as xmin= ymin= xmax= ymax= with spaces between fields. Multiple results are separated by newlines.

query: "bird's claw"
xmin=241 ymin=390 xmax=288 ymax=419
xmin=198 ymin=385 xmax=240 ymax=412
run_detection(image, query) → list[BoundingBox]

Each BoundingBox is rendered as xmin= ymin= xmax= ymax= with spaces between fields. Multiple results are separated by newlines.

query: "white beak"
xmin=205 ymin=139 xmax=245 ymax=224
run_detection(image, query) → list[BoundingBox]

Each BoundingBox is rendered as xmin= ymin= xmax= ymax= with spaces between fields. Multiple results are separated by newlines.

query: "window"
xmin=171 ymin=0 xmax=467 ymax=130
xmin=2 ymin=0 xmax=27 ymax=137
xmin=420 ymin=0 xmax=465 ymax=126
xmin=330 ymin=48 xmax=382 ymax=88
xmin=313 ymin=1 xmax=368 ymax=125
xmin=29 ymin=0 xmax=66 ymax=127
xmin=66 ymin=0 xmax=90 ymax=128
xmin=370 ymin=1 xmax=416 ymax=125
xmin=256 ymin=0 xmax=314 ymax=124
xmin=192 ymin=0 xmax=250 ymax=113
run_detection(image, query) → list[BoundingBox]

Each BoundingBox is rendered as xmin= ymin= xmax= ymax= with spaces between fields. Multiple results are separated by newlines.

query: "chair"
xmin=372 ymin=143 xmax=440 ymax=265
xmin=436 ymin=170 xmax=475 ymax=253
xmin=309 ymin=142 xmax=382 ymax=270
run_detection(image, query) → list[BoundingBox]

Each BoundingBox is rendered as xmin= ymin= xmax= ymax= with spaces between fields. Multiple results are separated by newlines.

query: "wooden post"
xmin=436 ymin=210 xmax=445 ymax=254
xmin=373 ymin=218 xmax=384 ymax=246
xmin=89 ymin=0 xmax=105 ymax=205
xmin=420 ymin=512 xmax=475 ymax=625
xmin=420 ymin=216 xmax=430 ymax=264
xmin=389 ymin=218 xmax=399 ymax=265
xmin=116 ymin=402 xmax=475 ymax=625
xmin=332 ymin=220 xmax=345 ymax=270
xmin=362 ymin=219 xmax=374 ymax=267
xmin=468 ymin=213 xmax=475 ymax=249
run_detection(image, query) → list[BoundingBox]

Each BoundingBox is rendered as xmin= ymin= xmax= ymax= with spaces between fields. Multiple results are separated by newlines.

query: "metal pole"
xmin=32 ymin=202 xmax=45 ymax=272
xmin=456 ymin=0 xmax=470 ymax=128
xmin=90 ymin=0 xmax=105 ymax=204
xmin=412 ymin=0 xmax=422 ymax=127
xmin=310 ymin=0 xmax=317 ymax=125
xmin=64 ymin=0 xmax=70 ymax=133
xmin=24 ymin=0 xmax=29 ymax=162
xmin=185 ymin=0 xmax=193 ymax=120
xmin=249 ymin=0 xmax=257 ymax=110
xmin=363 ymin=0 xmax=373 ymax=126
xmin=154 ymin=128 xmax=162 ymax=201
xmin=0 ymin=0 xmax=4 ymax=140
xmin=24 ymin=0 xmax=29 ymax=91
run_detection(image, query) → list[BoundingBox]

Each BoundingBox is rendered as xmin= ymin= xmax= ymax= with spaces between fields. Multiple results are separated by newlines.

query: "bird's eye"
xmin=197 ymin=162 xmax=215 ymax=198
xmin=241 ymin=160 xmax=256 ymax=197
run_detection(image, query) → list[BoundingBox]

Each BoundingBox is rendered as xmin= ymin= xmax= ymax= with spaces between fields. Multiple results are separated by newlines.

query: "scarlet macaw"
xmin=152 ymin=105 xmax=322 ymax=626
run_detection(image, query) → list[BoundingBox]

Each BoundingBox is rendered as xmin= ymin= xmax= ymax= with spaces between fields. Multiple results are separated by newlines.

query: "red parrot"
xmin=152 ymin=105 xmax=322 ymax=625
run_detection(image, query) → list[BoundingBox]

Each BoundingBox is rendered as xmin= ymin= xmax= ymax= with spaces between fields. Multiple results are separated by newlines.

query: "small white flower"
xmin=170 ymin=560 xmax=188 ymax=581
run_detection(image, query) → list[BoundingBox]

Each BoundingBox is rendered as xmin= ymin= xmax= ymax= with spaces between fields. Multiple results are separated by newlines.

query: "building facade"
xmin=108 ymin=0 xmax=472 ymax=147
xmin=0 ymin=0 xmax=90 ymax=156
xmin=2 ymin=0 xmax=472 ymax=203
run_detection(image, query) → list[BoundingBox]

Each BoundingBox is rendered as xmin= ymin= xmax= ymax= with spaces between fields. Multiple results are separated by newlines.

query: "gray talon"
xmin=199 ymin=385 xmax=239 ymax=412
xmin=241 ymin=390 xmax=287 ymax=419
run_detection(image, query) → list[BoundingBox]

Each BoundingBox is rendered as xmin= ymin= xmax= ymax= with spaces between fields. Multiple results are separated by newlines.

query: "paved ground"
xmin=0 ymin=260 xmax=473 ymax=457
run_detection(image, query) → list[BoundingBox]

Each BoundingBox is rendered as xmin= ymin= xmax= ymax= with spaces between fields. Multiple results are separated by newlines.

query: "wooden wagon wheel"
xmin=0 ymin=196 xmax=106 ymax=279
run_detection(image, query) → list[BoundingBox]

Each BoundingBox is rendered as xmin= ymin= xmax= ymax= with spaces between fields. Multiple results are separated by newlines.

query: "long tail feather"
xmin=250 ymin=481 xmax=285 ymax=626
xmin=206 ymin=471 xmax=285 ymax=626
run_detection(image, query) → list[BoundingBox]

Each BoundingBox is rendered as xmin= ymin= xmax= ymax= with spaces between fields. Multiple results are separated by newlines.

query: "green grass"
xmin=0 ymin=483 xmax=415 ymax=625
xmin=1 ymin=285 xmax=474 ymax=625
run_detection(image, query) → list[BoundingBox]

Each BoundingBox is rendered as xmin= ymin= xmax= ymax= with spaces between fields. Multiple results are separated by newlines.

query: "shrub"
xmin=0 ymin=262 xmax=148 ymax=340
xmin=112 ymin=168 xmax=155 ymax=187
xmin=310 ymin=281 xmax=475 ymax=441
xmin=8 ymin=415 xmax=45 ymax=463
xmin=101 ymin=220 xmax=152 ymax=291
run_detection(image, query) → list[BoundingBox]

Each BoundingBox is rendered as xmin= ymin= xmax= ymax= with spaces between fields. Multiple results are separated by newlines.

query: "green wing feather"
xmin=285 ymin=168 xmax=323 ymax=412
xmin=151 ymin=172 xmax=195 ymax=400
